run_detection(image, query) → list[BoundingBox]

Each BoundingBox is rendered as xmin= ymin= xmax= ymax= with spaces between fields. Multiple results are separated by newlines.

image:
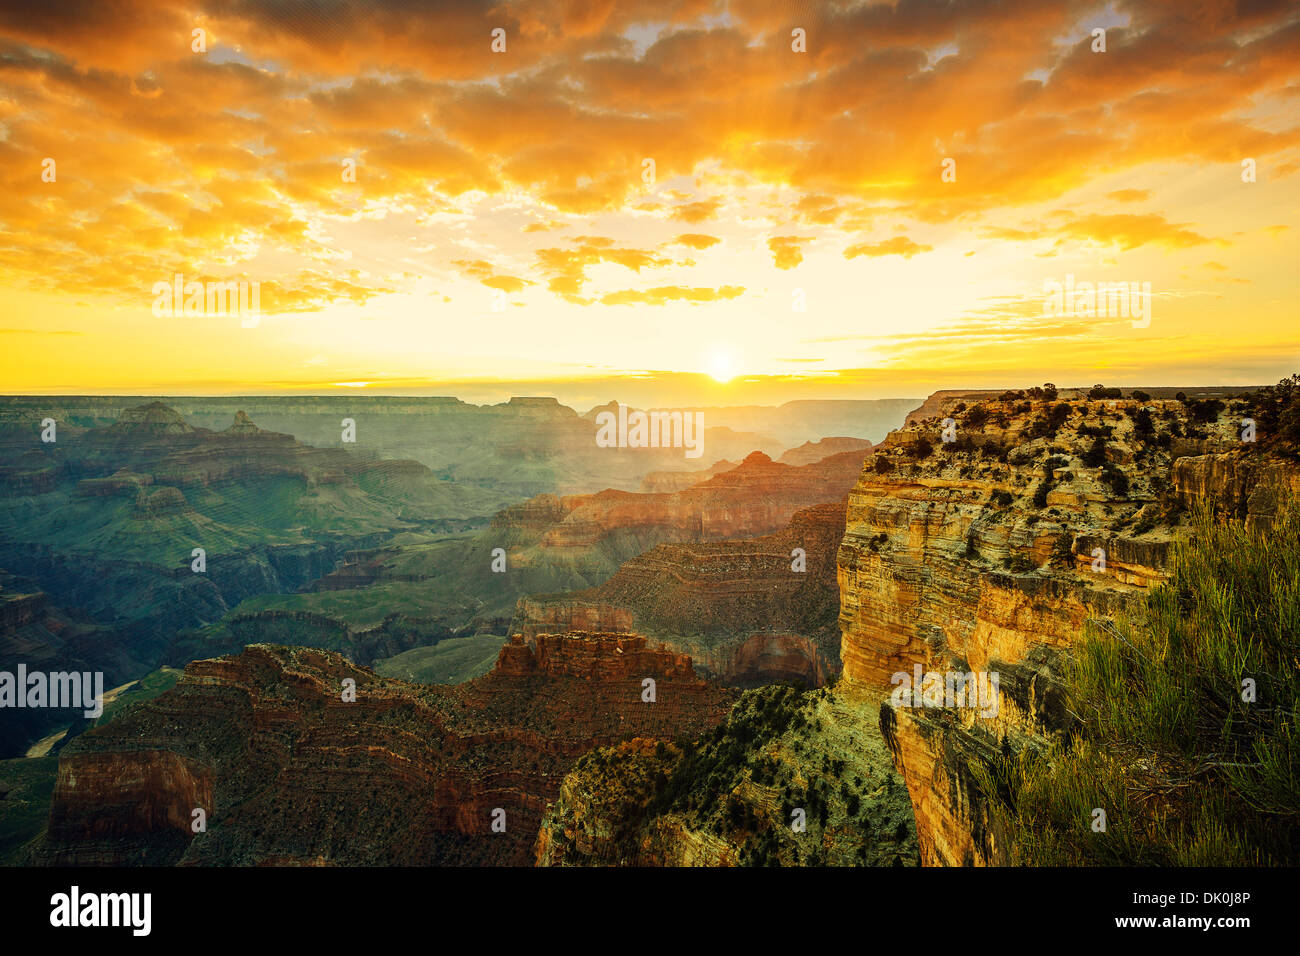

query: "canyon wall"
xmin=37 ymin=634 xmax=736 ymax=866
xmin=513 ymin=500 xmax=848 ymax=688
xmin=836 ymin=392 xmax=1295 ymax=865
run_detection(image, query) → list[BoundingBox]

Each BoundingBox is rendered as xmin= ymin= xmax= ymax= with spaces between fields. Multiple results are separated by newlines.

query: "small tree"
xmin=1083 ymin=436 xmax=1107 ymax=468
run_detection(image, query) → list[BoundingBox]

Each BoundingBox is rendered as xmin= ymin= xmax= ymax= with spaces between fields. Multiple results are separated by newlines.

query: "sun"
xmin=707 ymin=350 xmax=735 ymax=384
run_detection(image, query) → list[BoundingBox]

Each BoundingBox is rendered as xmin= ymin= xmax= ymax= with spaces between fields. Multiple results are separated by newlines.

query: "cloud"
xmin=669 ymin=198 xmax=723 ymax=223
xmin=672 ymin=233 xmax=721 ymax=250
xmin=453 ymin=259 xmax=533 ymax=292
xmin=767 ymin=236 xmax=813 ymax=269
xmin=600 ymin=285 xmax=744 ymax=306
xmin=0 ymin=0 xmax=1297 ymax=392
xmin=843 ymin=236 xmax=932 ymax=259
xmin=1107 ymin=189 xmax=1152 ymax=203
xmin=1052 ymin=213 xmax=1217 ymax=250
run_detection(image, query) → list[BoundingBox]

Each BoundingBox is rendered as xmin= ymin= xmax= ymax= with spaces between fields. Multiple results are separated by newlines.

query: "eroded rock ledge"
xmin=836 ymin=393 xmax=1297 ymax=865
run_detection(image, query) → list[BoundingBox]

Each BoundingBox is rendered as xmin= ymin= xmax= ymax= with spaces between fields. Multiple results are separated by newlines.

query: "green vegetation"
xmin=0 ymin=757 xmax=58 ymax=865
xmin=1249 ymin=373 xmax=1300 ymax=451
xmin=1028 ymin=402 xmax=1071 ymax=440
xmin=1100 ymin=462 xmax=1130 ymax=497
xmin=95 ymin=667 xmax=182 ymax=727
xmin=1186 ymin=398 xmax=1226 ymax=424
xmin=1082 ymin=436 xmax=1108 ymax=468
xmin=1004 ymin=552 xmax=1036 ymax=574
xmin=976 ymin=504 xmax=1300 ymax=865
xmin=552 ymin=684 xmax=918 ymax=866
xmin=372 ymin=633 xmax=507 ymax=684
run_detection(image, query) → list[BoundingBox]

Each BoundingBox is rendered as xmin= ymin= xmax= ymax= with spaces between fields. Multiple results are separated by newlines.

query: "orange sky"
xmin=1 ymin=0 xmax=1297 ymax=405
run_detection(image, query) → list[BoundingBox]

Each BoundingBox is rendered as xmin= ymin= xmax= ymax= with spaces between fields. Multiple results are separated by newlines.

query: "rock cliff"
xmin=514 ymin=501 xmax=848 ymax=687
xmin=837 ymin=390 xmax=1297 ymax=865
xmin=38 ymin=635 xmax=736 ymax=865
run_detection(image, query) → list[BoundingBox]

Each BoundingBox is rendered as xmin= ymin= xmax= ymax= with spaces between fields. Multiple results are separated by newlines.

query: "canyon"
xmin=175 ymin=448 xmax=869 ymax=680
xmin=36 ymin=635 xmax=736 ymax=865
xmin=11 ymin=384 xmax=1295 ymax=867
xmin=514 ymin=499 xmax=848 ymax=688
xmin=532 ymin=385 xmax=1298 ymax=867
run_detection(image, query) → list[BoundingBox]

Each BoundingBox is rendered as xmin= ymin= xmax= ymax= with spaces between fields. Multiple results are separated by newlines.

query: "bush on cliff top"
xmin=978 ymin=503 xmax=1300 ymax=865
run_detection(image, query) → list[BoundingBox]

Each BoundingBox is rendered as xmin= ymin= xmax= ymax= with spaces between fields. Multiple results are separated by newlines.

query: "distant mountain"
xmin=514 ymin=499 xmax=848 ymax=688
xmin=171 ymin=448 xmax=871 ymax=669
xmin=777 ymin=436 xmax=872 ymax=466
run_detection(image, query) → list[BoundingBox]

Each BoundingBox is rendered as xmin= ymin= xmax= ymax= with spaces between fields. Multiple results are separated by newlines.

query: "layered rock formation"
xmin=637 ymin=460 xmax=736 ymax=493
xmin=0 ymin=395 xmax=800 ymax=498
xmin=178 ymin=446 xmax=871 ymax=679
xmin=0 ymin=403 xmax=521 ymax=754
xmin=535 ymin=681 xmax=918 ymax=866
xmin=494 ymin=449 xmax=865 ymax=555
xmin=38 ymin=635 xmax=736 ymax=866
xmin=514 ymin=501 xmax=848 ymax=687
xmin=0 ymin=569 xmax=125 ymax=757
xmin=837 ymin=390 xmax=1297 ymax=865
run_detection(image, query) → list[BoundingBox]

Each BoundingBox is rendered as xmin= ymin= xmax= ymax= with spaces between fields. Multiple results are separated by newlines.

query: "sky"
xmin=0 ymin=0 xmax=1297 ymax=406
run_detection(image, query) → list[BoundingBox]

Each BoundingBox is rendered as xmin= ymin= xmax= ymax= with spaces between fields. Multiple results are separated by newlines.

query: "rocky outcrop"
xmin=836 ymin=391 xmax=1298 ymax=865
xmin=513 ymin=501 xmax=848 ymax=687
xmin=1172 ymin=453 xmax=1300 ymax=529
xmin=535 ymin=682 xmax=918 ymax=866
xmin=0 ymin=569 xmax=129 ymax=758
xmin=38 ymin=636 xmax=736 ymax=866
xmin=495 ymin=450 xmax=865 ymax=558
xmin=0 ymin=403 xmax=514 ymax=742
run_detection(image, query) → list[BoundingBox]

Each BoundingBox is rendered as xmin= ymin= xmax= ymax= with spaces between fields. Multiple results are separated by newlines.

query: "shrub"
xmin=1131 ymin=390 xmax=1151 ymax=403
xmin=1083 ymin=436 xmax=1107 ymax=468
xmin=1134 ymin=408 xmax=1155 ymax=442
xmin=1100 ymin=463 xmax=1130 ymax=496
xmin=914 ymin=436 xmax=933 ymax=458
xmin=1187 ymin=398 xmax=1225 ymax=424
xmin=1050 ymin=533 xmax=1074 ymax=567
xmin=1029 ymin=402 xmax=1071 ymax=439
xmin=1077 ymin=422 xmax=1113 ymax=439
xmin=974 ymin=504 xmax=1300 ymax=865
xmin=1032 ymin=480 xmax=1050 ymax=508
xmin=1006 ymin=552 xmax=1036 ymax=574
xmin=1251 ymin=374 xmax=1300 ymax=448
